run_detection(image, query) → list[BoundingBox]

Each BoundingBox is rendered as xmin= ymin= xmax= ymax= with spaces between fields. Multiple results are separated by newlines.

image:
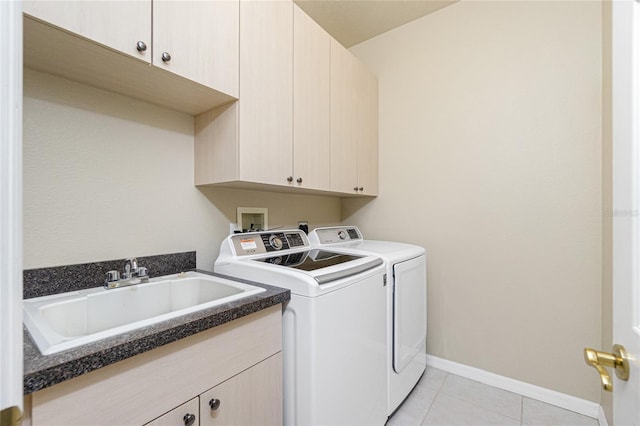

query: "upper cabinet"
xmin=153 ymin=1 xmax=239 ymax=98
xmin=22 ymin=1 xmax=151 ymax=62
xmin=26 ymin=0 xmax=379 ymax=197
xmin=195 ymin=0 xmax=294 ymax=188
xmin=237 ymin=0 xmax=294 ymax=186
xmin=330 ymin=39 xmax=379 ymax=196
xmin=195 ymin=1 xmax=377 ymax=197
xmin=23 ymin=0 xmax=239 ymax=114
xmin=292 ymin=5 xmax=331 ymax=191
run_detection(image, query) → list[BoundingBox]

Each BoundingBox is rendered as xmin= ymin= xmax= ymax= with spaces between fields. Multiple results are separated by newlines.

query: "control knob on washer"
xmin=269 ymin=235 xmax=284 ymax=250
xmin=338 ymin=230 xmax=348 ymax=240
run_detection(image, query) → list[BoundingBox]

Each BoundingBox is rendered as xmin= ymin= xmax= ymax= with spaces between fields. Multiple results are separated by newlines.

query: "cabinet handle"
xmin=359 ymin=187 xmax=364 ymax=192
xmin=161 ymin=52 xmax=172 ymax=62
xmin=183 ymin=413 xmax=196 ymax=426
xmin=287 ymin=176 xmax=293 ymax=183
xmin=209 ymin=398 xmax=221 ymax=411
xmin=136 ymin=41 xmax=147 ymax=52
xmin=296 ymin=177 xmax=303 ymax=184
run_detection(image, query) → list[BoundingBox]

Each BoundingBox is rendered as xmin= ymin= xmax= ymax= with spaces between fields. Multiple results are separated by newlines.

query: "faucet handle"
xmin=105 ymin=270 xmax=120 ymax=283
xmin=137 ymin=266 xmax=148 ymax=278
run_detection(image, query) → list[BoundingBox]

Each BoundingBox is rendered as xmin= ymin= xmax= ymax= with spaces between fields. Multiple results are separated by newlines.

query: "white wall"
xmin=23 ymin=70 xmax=340 ymax=271
xmin=344 ymin=0 xmax=603 ymax=402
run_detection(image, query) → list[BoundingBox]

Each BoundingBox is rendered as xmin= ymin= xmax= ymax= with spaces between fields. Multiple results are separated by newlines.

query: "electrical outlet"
xmin=298 ymin=221 xmax=309 ymax=234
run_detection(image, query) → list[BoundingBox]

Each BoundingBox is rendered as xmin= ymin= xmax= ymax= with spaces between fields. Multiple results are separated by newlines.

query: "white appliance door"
xmin=393 ymin=255 xmax=427 ymax=373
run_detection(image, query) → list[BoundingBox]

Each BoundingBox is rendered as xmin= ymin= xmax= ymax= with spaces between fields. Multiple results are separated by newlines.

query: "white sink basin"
xmin=24 ymin=272 xmax=265 ymax=355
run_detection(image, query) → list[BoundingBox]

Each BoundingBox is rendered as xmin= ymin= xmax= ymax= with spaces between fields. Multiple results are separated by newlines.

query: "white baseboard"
xmin=426 ymin=355 xmax=601 ymax=420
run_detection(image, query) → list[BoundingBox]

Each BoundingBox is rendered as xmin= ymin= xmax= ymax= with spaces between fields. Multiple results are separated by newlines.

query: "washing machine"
xmin=215 ymin=229 xmax=387 ymax=426
xmin=308 ymin=226 xmax=427 ymax=417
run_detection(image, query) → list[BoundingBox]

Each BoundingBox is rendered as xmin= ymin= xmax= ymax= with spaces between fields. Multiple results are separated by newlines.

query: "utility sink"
xmin=24 ymin=272 xmax=265 ymax=355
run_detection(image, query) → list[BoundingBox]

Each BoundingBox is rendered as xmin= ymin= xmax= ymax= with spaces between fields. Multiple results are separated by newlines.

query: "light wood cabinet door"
xmin=145 ymin=398 xmax=199 ymax=426
xmin=330 ymin=39 xmax=379 ymax=196
xmin=23 ymin=0 xmax=151 ymax=63
xmin=357 ymin=63 xmax=379 ymax=196
xmin=330 ymin=38 xmax=360 ymax=194
xmin=153 ymin=0 xmax=239 ymax=97
xmin=200 ymin=353 xmax=282 ymax=426
xmin=293 ymin=5 xmax=330 ymax=191
xmin=238 ymin=0 xmax=293 ymax=186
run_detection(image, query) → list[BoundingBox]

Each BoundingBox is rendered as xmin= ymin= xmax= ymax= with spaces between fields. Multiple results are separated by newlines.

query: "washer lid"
xmin=252 ymin=249 xmax=382 ymax=284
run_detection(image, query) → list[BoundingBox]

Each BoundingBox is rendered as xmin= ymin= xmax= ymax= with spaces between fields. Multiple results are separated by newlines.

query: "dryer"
xmin=308 ymin=226 xmax=427 ymax=417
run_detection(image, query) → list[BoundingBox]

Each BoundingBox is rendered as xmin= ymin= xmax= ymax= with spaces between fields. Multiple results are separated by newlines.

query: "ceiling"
xmin=294 ymin=0 xmax=458 ymax=48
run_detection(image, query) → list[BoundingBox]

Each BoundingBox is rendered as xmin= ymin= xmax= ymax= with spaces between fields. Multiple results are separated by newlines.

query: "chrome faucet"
xmin=122 ymin=257 xmax=139 ymax=279
xmin=105 ymin=257 xmax=149 ymax=289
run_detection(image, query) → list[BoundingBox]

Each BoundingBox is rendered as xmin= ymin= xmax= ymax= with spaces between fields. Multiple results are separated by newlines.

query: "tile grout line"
xmin=421 ymin=371 xmax=450 ymax=424
xmin=436 ymin=372 xmax=525 ymax=423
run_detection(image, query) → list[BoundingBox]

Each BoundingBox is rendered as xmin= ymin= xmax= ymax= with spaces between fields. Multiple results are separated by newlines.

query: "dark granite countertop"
xmin=24 ymin=270 xmax=289 ymax=395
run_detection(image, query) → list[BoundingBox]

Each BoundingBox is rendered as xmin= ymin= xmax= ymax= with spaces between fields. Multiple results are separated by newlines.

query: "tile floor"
xmin=386 ymin=368 xmax=600 ymax=426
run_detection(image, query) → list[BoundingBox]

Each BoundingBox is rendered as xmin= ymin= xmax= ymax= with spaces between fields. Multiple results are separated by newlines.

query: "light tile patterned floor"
xmin=386 ymin=368 xmax=600 ymax=426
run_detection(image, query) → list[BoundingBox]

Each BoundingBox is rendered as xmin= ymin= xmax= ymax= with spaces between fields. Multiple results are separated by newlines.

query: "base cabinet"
xmin=27 ymin=306 xmax=282 ymax=426
xmin=146 ymin=353 xmax=282 ymax=426
xmin=200 ymin=353 xmax=282 ymax=426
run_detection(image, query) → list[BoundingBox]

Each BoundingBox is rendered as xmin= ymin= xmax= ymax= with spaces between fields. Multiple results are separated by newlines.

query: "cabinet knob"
xmin=183 ymin=413 xmax=196 ymax=426
xmin=353 ymin=187 xmax=359 ymax=192
xmin=296 ymin=177 xmax=303 ymax=184
xmin=136 ymin=41 xmax=147 ymax=52
xmin=287 ymin=176 xmax=293 ymax=183
xmin=161 ymin=52 xmax=172 ymax=62
xmin=359 ymin=187 xmax=364 ymax=192
xmin=209 ymin=398 xmax=221 ymax=411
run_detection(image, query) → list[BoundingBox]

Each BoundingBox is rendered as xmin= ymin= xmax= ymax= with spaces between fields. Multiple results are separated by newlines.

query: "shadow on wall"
xmin=197 ymin=186 xmax=343 ymax=231
xmin=341 ymin=196 xmax=377 ymax=224
xmin=24 ymin=69 xmax=194 ymax=135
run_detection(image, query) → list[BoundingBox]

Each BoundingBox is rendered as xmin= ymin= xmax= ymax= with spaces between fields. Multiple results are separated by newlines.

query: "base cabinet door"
xmin=145 ymin=398 xmax=199 ymax=426
xmin=200 ymin=353 xmax=282 ymax=426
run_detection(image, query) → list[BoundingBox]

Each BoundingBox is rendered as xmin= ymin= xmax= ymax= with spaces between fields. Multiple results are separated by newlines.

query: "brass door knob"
xmin=583 ymin=344 xmax=629 ymax=392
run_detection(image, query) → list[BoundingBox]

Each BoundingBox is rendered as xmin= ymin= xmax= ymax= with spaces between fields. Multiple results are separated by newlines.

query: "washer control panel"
xmin=229 ymin=230 xmax=309 ymax=256
xmin=310 ymin=226 xmax=362 ymax=245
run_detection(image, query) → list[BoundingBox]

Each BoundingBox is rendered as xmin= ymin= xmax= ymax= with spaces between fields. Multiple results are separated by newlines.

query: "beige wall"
xmin=23 ymin=70 xmax=340 ymax=271
xmin=345 ymin=0 xmax=603 ymax=402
